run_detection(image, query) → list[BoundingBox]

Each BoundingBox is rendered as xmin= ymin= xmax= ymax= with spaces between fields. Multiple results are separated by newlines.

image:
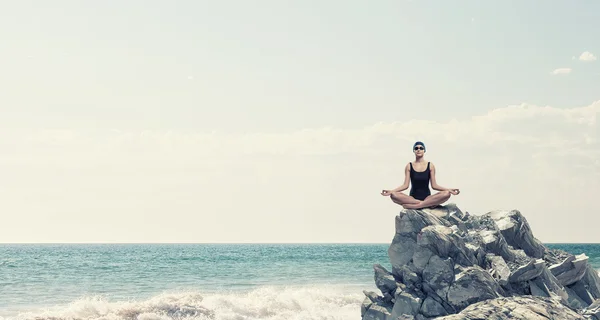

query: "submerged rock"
xmin=361 ymin=204 xmax=600 ymax=319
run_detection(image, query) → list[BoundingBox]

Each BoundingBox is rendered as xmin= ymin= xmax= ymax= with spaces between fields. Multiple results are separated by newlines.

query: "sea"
xmin=1 ymin=243 xmax=599 ymax=320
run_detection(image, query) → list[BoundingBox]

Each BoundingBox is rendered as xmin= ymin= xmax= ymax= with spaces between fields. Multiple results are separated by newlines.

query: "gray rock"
xmin=508 ymin=258 xmax=545 ymax=282
xmin=467 ymin=242 xmax=487 ymax=267
xmin=374 ymin=264 xmax=397 ymax=296
xmin=551 ymin=255 xmax=576 ymax=274
xmin=479 ymin=229 xmax=517 ymax=262
xmin=569 ymin=280 xmax=594 ymax=305
xmin=388 ymin=234 xmax=417 ymax=277
xmin=362 ymin=296 xmax=373 ymax=317
xmin=421 ymin=203 xmax=466 ymax=221
xmin=422 ymin=255 xmax=454 ymax=294
xmin=582 ymin=264 xmax=600 ymax=299
xmin=363 ymin=301 xmax=394 ymax=320
xmin=363 ymin=290 xmax=381 ymax=302
xmin=486 ymin=209 xmax=546 ymax=258
xmin=529 ymin=280 xmax=549 ymax=297
xmin=398 ymin=264 xmax=422 ymax=289
xmin=420 ymin=296 xmax=448 ymax=318
xmin=362 ymin=205 xmax=600 ymax=320
xmin=534 ymin=265 xmax=568 ymax=302
xmin=412 ymin=246 xmax=434 ymax=273
xmin=443 ymin=203 xmax=467 ymax=220
xmin=417 ymin=225 xmax=477 ymax=267
xmin=581 ymin=298 xmax=600 ymax=319
xmin=550 ymin=254 xmax=589 ymax=286
xmin=485 ymin=254 xmax=511 ymax=286
xmin=417 ymin=225 xmax=454 ymax=257
xmin=565 ymin=286 xmax=588 ymax=310
xmin=395 ymin=209 xmax=449 ymax=236
xmin=391 ymin=290 xmax=422 ymax=318
xmin=446 ymin=265 xmax=504 ymax=310
xmin=436 ymin=296 xmax=585 ymax=319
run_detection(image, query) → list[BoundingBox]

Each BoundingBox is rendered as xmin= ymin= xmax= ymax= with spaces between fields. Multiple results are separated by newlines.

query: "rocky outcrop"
xmin=361 ymin=204 xmax=600 ymax=320
xmin=437 ymin=296 xmax=585 ymax=319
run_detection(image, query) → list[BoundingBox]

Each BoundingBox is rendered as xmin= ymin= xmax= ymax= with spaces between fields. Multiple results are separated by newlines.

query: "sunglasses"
xmin=414 ymin=146 xmax=424 ymax=150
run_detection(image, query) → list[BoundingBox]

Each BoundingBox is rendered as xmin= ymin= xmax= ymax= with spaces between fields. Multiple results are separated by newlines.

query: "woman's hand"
xmin=381 ymin=190 xmax=392 ymax=196
xmin=449 ymin=189 xmax=460 ymax=195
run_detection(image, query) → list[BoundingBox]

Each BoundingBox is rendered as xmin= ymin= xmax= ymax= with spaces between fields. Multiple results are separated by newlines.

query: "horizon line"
xmin=1 ymin=242 xmax=597 ymax=245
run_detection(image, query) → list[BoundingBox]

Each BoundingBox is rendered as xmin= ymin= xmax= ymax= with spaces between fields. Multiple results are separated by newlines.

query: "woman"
xmin=381 ymin=141 xmax=460 ymax=209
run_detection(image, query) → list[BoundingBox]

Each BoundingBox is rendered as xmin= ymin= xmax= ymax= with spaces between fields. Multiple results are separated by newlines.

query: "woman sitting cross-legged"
xmin=380 ymin=141 xmax=460 ymax=209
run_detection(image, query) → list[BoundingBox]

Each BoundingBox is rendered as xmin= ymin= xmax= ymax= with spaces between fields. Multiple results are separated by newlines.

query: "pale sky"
xmin=0 ymin=1 xmax=598 ymax=243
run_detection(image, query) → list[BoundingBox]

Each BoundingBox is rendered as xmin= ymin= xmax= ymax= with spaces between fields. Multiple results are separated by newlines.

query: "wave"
xmin=2 ymin=284 xmax=370 ymax=320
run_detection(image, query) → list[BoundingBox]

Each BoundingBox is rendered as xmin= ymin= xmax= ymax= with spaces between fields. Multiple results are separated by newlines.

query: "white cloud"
xmin=579 ymin=51 xmax=597 ymax=61
xmin=0 ymin=100 xmax=599 ymax=243
xmin=551 ymin=68 xmax=572 ymax=75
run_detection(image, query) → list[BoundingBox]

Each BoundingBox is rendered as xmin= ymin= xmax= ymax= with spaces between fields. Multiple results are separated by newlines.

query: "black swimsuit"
xmin=409 ymin=162 xmax=431 ymax=201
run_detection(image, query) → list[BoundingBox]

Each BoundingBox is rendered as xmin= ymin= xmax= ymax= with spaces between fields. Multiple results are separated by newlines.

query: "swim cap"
xmin=413 ymin=141 xmax=426 ymax=151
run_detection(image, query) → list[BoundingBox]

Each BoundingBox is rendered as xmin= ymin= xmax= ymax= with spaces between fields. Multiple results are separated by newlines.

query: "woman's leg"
xmin=401 ymin=191 xmax=451 ymax=209
xmin=390 ymin=192 xmax=421 ymax=206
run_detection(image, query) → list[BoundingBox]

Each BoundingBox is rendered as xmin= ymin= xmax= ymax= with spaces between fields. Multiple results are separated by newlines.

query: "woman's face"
xmin=413 ymin=145 xmax=425 ymax=155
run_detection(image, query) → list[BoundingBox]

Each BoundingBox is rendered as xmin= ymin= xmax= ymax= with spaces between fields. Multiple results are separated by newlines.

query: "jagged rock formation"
xmin=361 ymin=204 xmax=600 ymax=320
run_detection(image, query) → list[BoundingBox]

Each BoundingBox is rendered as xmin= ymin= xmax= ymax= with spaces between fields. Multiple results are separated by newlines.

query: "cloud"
xmin=579 ymin=51 xmax=597 ymax=61
xmin=0 ymin=100 xmax=599 ymax=243
xmin=1 ymin=101 xmax=598 ymax=163
xmin=551 ymin=68 xmax=572 ymax=75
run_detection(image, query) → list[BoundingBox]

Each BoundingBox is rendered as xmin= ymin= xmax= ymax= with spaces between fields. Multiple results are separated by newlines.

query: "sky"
xmin=0 ymin=1 xmax=598 ymax=243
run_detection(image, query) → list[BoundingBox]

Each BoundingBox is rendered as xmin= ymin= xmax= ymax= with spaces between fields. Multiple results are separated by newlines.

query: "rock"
xmin=582 ymin=298 xmax=600 ymax=319
xmin=363 ymin=290 xmax=381 ymax=303
xmin=533 ymin=266 xmax=568 ymax=302
xmin=446 ymin=265 xmax=504 ymax=310
xmin=509 ymin=258 xmax=545 ymax=282
xmin=486 ymin=209 xmax=546 ymax=258
xmin=485 ymin=254 xmax=511 ymax=286
xmin=583 ymin=264 xmax=600 ymax=298
xmin=436 ymin=296 xmax=585 ymax=319
xmin=420 ymin=296 xmax=448 ymax=318
xmin=391 ymin=290 xmax=422 ymax=318
xmin=570 ymin=280 xmax=594 ymax=305
xmin=397 ymin=264 xmax=421 ymax=289
xmin=479 ymin=229 xmax=517 ymax=262
xmin=529 ymin=280 xmax=549 ymax=297
xmin=412 ymin=246 xmax=434 ymax=273
xmin=388 ymin=234 xmax=417 ymax=277
xmin=417 ymin=225 xmax=477 ymax=267
xmin=362 ymin=204 xmax=600 ymax=320
xmin=361 ymin=296 xmax=373 ymax=317
xmin=394 ymin=209 xmax=450 ymax=236
xmin=373 ymin=264 xmax=397 ymax=296
xmin=550 ymin=254 xmax=589 ymax=286
xmin=565 ymin=286 xmax=588 ymax=310
xmin=362 ymin=301 xmax=394 ymax=320
xmin=422 ymin=203 xmax=466 ymax=221
xmin=422 ymin=255 xmax=454 ymax=294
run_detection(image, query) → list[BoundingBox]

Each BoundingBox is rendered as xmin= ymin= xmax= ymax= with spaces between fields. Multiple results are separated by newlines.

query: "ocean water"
xmin=1 ymin=243 xmax=599 ymax=320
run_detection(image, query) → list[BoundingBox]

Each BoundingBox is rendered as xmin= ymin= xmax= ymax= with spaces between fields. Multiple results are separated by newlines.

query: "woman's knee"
xmin=441 ymin=190 xmax=451 ymax=197
xmin=390 ymin=192 xmax=403 ymax=199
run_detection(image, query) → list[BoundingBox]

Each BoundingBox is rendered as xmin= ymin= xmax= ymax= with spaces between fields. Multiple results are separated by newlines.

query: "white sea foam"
xmin=2 ymin=284 xmax=370 ymax=320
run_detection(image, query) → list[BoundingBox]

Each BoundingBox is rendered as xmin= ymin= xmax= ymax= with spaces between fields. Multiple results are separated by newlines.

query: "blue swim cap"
xmin=413 ymin=141 xmax=426 ymax=151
